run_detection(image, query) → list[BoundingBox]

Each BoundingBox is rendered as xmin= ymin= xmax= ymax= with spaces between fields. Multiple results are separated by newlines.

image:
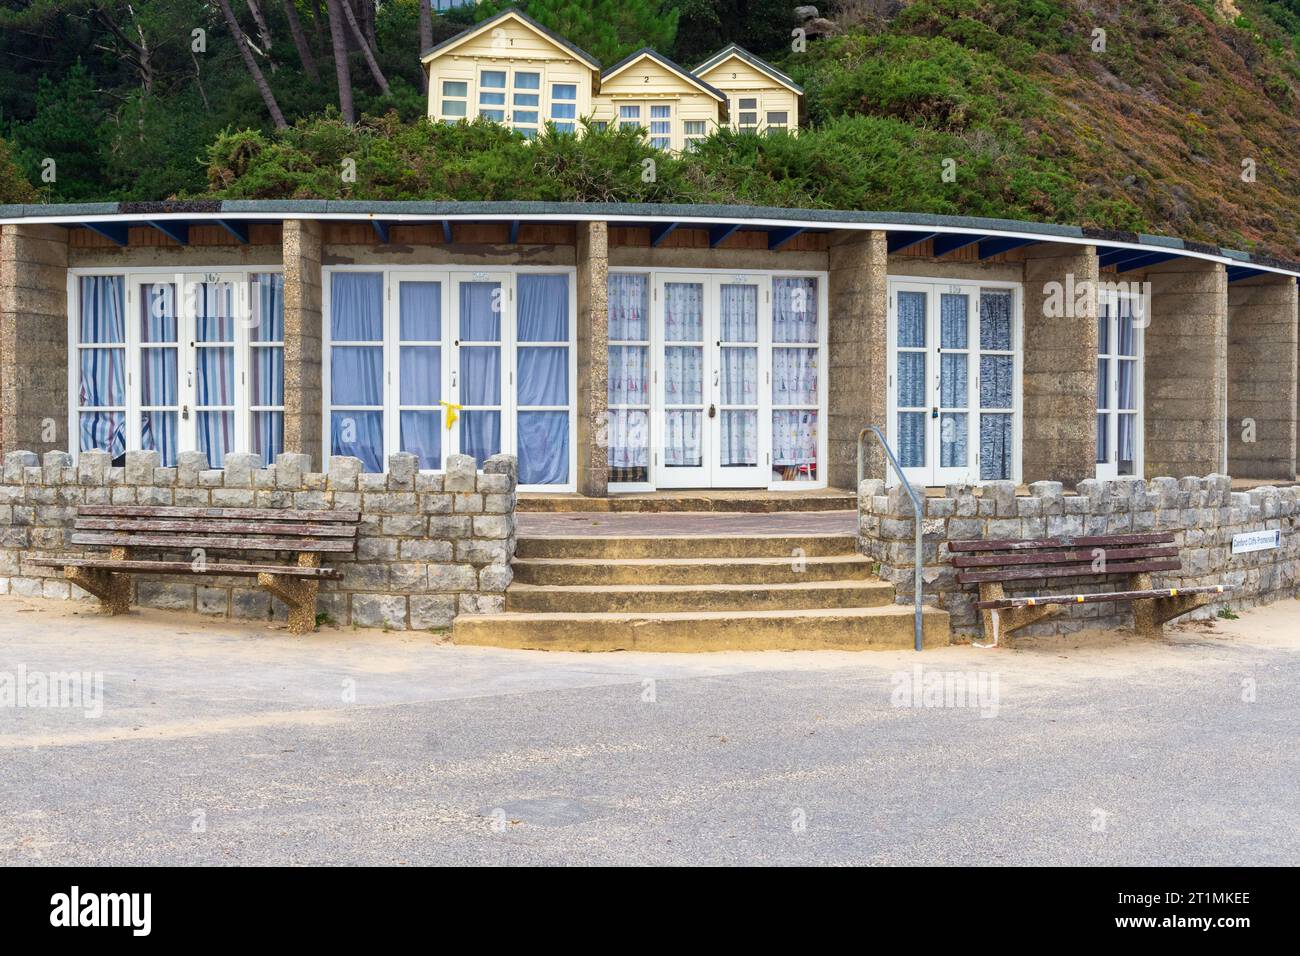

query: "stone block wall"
xmin=0 ymin=449 xmax=517 ymax=631
xmin=859 ymin=476 xmax=1298 ymax=637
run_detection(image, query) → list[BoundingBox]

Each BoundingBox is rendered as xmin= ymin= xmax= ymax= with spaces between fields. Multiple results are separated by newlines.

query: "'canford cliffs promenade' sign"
xmin=1231 ymin=529 xmax=1281 ymax=555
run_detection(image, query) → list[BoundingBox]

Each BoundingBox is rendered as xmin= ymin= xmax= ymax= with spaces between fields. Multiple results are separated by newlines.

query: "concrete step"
xmin=517 ymin=493 xmax=857 ymax=513
xmin=506 ymin=579 xmax=895 ymax=613
xmin=452 ymin=605 xmax=950 ymax=652
xmin=512 ymin=554 xmax=878 ymax=586
xmin=515 ymin=533 xmax=858 ymax=560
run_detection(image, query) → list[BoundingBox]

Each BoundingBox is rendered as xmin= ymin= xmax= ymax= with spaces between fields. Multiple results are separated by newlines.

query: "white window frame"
xmin=1096 ymin=287 xmax=1145 ymax=481
xmin=607 ymin=267 xmax=828 ymax=493
xmin=440 ymin=79 xmax=469 ymax=120
xmin=67 ymin=266 xmax=284 ymax=467
xmin=885 ymin=276 xmax=1024 ymax=487
xmin=549 ymin=81 xmax=578 ymax=133
xmin=322 ymin=265 xmax=578 ymax=493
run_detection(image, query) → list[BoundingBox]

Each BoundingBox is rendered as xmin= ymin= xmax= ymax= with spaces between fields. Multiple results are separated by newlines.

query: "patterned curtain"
xmin=663 ymin=410 xmax=702 ymax=467
xmin=773 ymin=410 xmax=817 ymax=469
xmin=773 ymin=277 xmax=817 ymax=344
xmin=608 ymin=274 xmax=648 ymax=341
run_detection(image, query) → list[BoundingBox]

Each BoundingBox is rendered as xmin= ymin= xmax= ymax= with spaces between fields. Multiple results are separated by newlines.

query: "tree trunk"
xmin=362 ymin=0 xmax=378 ymax=53
xmin=283 ymin=0 xmax=321 ymax=82
xmin=418 ymin=0 xmax=433 ymax=94
xmin=324 ymin=0 xmax=355 ymax=124
xmin=216 ymin=0 xmax=288 ymax=129
xmin=246 ymin=0 xmax=273 ymax=52
xmin=340 ymin=0 xmax=390 ymax=95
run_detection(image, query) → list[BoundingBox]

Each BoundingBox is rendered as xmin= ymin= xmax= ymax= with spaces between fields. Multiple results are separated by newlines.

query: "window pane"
xmin=140 ymin=411 xmax=178 ymax=467
xmin=720 ymin=348 xmax=757 ymax=404
xmin=518 ymin=410 xmax=569 ymax=485
xmin=607 ymin=408 xmax=649 ymax=477
xmin=443 ymin=100 xmax=467 ymax=117
xmin=195 ymin=282 xmax=236 ymax=342
xmin=479 ymin=108 xmax=505 ymax=121
xmin=772 ymin=348 xmax=817 ymax=405
xmin=940 ymin=294 xmax=968 ymax=348
xmin=684 ymin=121 xmax=706 ymax=136
xmin=460 ymin=410 xmax=501 ymax=466
xmin=980 ymin=413 xmax=1012 ymax=480
xmin=620 ymin=105 xmax=641 ymax=119
xmin=1117 ymin=359 xmax=1136 ymax=410
xmin=252 ymin=411 xmax=283 ymax=463
xmin=767 ymin=111 xmax=788 ymax=125
xmin=513 ymin=110 xmax=538 ymax=124
xmin=663 ymin=410 xmax=702 ymax=466
xmin=400 ymin=410 xmax=441 ymax=470
xmin=400 ymin=346 xmax=441 ymax=406
xmin=80 ymin=411 xmax=125 ymax=459
xmin=664 ymin=347 xmax=703 ymax=404
xmin=251 ymin=348 xmax=283 ymax=406
xmin=897 ymin=291 xmax=926 ymax=347
xmin=898 ymin=412 xmax=925 ymax=467
xmin=979 ymin=355 xmax=1013 ymax=408
xmin=252 ymin=273 xmax=284 ymax=341
xmin=197 ymin=411 xmax=235 ymax=468
xmin=940 ymin=412 xmax=967 ymax=467
xmin=399 ymin=281 xmax=441 ymax=341
xmin=460 ymin=347 xmax=500 ymax=405
xmin=774 ymin=277 xmax=818 ymax=343
xmin=481 ymin=71 xmax=506 ymax=88
xmin=739 ymin=98 xmax=757 ymax=109
xmin=459 ymin=282 xmax=501 ymax=340
xmin=514 ymin=71 xmax=540 ymax=89
xmin=332 ymin=410 xmax=384 ymax=473
xmin=196 ymin=346 xmax=235 ymax=406
xmin=772 ymin=410 xmax=817 ymax=480
xmin=940 ymin=353 xmax=967 ymax=406
xmin=80 ymin=348 xmax=125 ymax=407
xmin=720 ymin=410 xmax=757 ymax=466
xmin=608 ymin=274 xmax=648 ymax=340
xmin=552 ymin=103 xmax=576 ymax=119
xmin=664 ymin=283 xmax=703 ymax=340
xmin=552 ymin=83 xmax=576 ymax=100
xmin=518 ymin=347 xmax=568 ymax=405
xmin=897 ymin=352 xmax=925 ymax=407
xmin=331 ymin=273 xmax=383 ymax=340
xmin=140 ymin=283 xmax=177 ymax=342
xmin=1096 ymin=414 xmax=1109 ymax=464
xmin=331 ymin=346 xmax=383 ymax=405
xmin=80 ymin=276 xmax=125 ymax=344
xmin=980 ymin=290 xmax=1012 ymax=350
xmin=518 ymin=275 xmax=569 ymax=340
xmin=442 ymin=81 xmax=468 ymax=97
xmin=608 ymin=345 xmax=649 ymax=405
xmin=140 ymin=348 xmax=178 ymax=406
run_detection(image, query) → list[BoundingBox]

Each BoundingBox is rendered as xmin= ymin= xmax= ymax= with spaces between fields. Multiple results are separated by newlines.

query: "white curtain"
xmin=773 ymin=277 xmax=817 ymax=344
xmin=719 ymin=284 xmax=757 ymax=342
xmin=663 ymin=410 xmax=702 ymax=467
xmin=664 ymin=282 xmax=703 ymax=342
xmin=664 ymin=346 xmax=703 ymax=404
xmin=772 ymin=410 xmax=817 ymax=472
xmin=720 ymin=410 xmax=757 ymax=467
xmin=720 ymin=347 xmax=757 ymax=405
xmin=608 ymin=345 xmax=648 ymax=405
xmin=608 ymin=274 xmax=648 ymax=341
xmin=773 ymin=348 xmax=817 ymax=405
xmin=608 ymin=409 xmax=649 ymax=469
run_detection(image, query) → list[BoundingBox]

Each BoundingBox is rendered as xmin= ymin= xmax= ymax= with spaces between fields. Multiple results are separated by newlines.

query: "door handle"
xmin=182 ymin=405 xmax=190 ymax=421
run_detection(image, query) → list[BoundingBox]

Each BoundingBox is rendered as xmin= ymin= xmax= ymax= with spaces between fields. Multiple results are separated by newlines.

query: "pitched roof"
xmin=694 ymin=44 xmax=804 ymax=95
xmin=600 ymin=48 xmax=726 ymax=102
xmin=421 ymin=7 xmax=601 ymax=70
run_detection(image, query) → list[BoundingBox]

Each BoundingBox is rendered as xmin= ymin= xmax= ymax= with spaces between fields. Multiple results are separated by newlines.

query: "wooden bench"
xmin=31 ymin=505 xmax=360 ymax=635
xmin=949 ymin=531 xmax=1233 ymax=643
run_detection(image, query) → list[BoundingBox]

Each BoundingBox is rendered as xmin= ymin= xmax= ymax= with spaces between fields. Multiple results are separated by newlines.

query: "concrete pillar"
xmin=1021 ymin=243 xmax=1098 ymax=486
xmin=1222 ymin=274 xmax=1294 ymax=481
xmin=575 ymin=221 xmax=608 ymax=496
xmin=1227 ymin=274 xmax=1297 ymax=481
xmin=282 ymin=220 xmax=323 ymax=469
xmin=0 ymin=224 xmax=70 ymax=458
xmin=1143 ymin=258 xmax=1227 ymax=478
xmin=827 ymin=230 xmax=888 ymax=487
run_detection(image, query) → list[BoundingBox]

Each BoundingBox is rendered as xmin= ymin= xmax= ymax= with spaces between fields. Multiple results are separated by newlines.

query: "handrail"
xmin=859 ymin=425 xmax=924 ymax=652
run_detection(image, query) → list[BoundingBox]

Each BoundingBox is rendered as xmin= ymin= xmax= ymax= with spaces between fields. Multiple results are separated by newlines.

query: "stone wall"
xmin=0 ymin=449 xmax=517 ymax=631
xmin=859 ymin=476 xmax=1298 ymax=637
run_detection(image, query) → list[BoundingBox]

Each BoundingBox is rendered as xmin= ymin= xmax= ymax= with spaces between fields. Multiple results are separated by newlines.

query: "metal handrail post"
xmin=859 ymin=425 xmax=924 ymax=652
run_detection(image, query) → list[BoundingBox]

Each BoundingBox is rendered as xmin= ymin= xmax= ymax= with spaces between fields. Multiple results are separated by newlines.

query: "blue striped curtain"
xmin=331 ymin=273 xmax=385 ymax=470
xmin=78 ymin=276 xmax=127 ymax=459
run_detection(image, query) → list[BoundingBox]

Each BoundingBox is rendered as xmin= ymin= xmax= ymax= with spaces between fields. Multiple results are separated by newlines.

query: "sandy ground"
xmin=0 ymin=595 xmax=1296 ymax=865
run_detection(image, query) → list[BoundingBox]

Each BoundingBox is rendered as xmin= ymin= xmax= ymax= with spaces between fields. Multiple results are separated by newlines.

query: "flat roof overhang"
xmin=2 ymin=200 xmax=1298 ymax=282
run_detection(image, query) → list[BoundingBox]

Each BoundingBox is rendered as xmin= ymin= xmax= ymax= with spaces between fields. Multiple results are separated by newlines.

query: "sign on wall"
xmin=1231 ymin=529 xmax=1281 ymax=555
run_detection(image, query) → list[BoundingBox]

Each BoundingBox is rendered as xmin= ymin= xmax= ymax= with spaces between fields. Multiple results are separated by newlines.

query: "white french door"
xmin=889 ymin=280 xmax=1020 ymax=486
xmin=129 ymin=274 xmax=250 ymax=468
xmin=452 ymin=273 xmax=511 ymax=467
xmin=653 ymin=274 xmax=768 ymax=488
xmin=1096 ymin=290 xmax=1143 ymax=480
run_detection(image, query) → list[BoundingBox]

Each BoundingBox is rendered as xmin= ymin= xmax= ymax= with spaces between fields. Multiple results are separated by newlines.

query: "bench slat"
xmin=75 ymin=517 xmax=357 ymax=538
xmin=70 ymin=532 xmax=356 ymax=553
xmin=974 ymin=584 xmax=1233 ymax=610
xmin=77 ymin=505 xmax=359 ymax=523
xmin=29 ymin=558 xmax=344 ymax=580
xmin=948 ymin=532 xmax=1175 ymax=553
xmin=950 ymin=545 xmax=1178 ymax=568
xmin=956 ymin=558 xmax=1181 ymax=585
